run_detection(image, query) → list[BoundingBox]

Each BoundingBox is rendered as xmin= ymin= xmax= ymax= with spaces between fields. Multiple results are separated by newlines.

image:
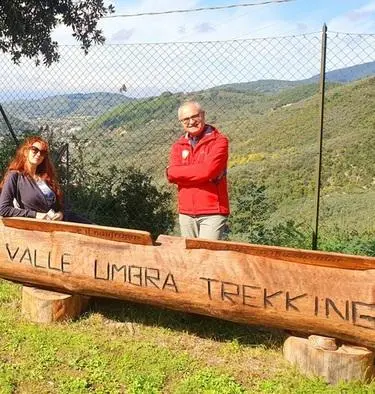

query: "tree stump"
xmin=21 ymin=286 xmax=90 ymax=323
xmin=283 ymin=335 xmax=374 ymax=384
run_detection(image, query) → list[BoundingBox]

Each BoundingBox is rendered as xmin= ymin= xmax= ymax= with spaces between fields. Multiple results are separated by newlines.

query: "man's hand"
xmin=211 ymin=169 xmax=227 ymax=184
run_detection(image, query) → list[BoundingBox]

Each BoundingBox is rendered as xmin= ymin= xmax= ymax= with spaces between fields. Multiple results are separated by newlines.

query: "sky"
xmin=1 ymin=1 xmax=375 ymax=101
xmin=53 ymin=0 xmax=375 ymax=44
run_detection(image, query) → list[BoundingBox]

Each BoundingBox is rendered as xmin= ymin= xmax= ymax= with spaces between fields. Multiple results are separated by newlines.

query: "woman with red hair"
xmin=0 ymin=136 xmax=63 ymax=220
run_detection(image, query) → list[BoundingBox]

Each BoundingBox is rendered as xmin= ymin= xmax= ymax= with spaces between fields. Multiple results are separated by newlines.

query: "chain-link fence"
xmin=0 ymin=28 xmax=374 ymax=250
xmin=317 ymin=31 xmax=375 ymax=251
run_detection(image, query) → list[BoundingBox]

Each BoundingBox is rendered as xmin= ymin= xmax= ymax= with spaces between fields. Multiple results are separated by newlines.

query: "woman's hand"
xmin=35 ymin=211 xmax=63 ymax=221
xmin=51 ymin=211 xmax=63 ymax=221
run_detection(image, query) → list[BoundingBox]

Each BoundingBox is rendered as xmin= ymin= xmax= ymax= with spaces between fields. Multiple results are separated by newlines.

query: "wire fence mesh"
xmin=0 ymin=29 xmax=374 ymax=249
xmin=318 ymin=31 xmax=375 ymax=249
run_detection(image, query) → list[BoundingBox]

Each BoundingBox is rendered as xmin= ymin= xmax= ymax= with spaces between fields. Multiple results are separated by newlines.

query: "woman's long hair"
xmin=0 ymin=136 xmax=63 ymax=205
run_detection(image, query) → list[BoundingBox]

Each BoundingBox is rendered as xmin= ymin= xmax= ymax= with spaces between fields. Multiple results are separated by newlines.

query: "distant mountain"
xmin=2 ymin=59 xmax=374 ymax=135
xmin=209 ymin=80 xmax=302 ymax=94
xmin=3 ymin=92 xmax=134 ymax=120
xmin=309 ymin=60 xmax=375 ymax=83
xmin=210 ymin=60 xmax=375 ymax=94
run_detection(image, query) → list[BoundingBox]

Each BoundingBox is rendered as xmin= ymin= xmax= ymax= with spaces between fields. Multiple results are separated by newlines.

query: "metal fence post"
xmin=0 ymin=104 xmax=19 ymax=145
xmin=312 ymin=23 xmax=327 ymax=250
xmin=66 ymin=143 xmax=70 ymax=202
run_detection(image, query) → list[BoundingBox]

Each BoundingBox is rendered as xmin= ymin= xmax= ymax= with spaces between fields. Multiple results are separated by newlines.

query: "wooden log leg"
xmin=21 ymin=286 xmax=90 ymax=323
xmin=283 ymin=335 xmax=374 ymax=384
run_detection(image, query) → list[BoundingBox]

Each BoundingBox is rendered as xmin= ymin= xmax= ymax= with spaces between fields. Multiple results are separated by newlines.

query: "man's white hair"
xmin=178 ymin=101 xmax=203 ymax=119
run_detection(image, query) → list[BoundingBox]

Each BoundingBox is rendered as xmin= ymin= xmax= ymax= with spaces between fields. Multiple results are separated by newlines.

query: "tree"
xmin=61 ymin=136 xmax=175 ymax=239
xmin=229 ymin=177 xmax=309 ymax=248
xmin=0 ymin=0 xmax=114 ymax=66
xmin=229 ymin=179 xmax=274 ymax=243
xmin=0 ymin=134 xmax=18 ymax=178
xmin=67 ymin=165 xmax=175 ymax=240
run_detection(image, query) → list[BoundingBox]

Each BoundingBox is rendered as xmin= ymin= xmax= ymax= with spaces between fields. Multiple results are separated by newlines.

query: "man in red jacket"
xmin=167 ymin=101 xmax=229 ymax=240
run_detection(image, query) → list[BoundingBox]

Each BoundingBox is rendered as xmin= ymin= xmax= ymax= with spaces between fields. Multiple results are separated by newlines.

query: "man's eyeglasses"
xmin=179 ymin=113 xmax=202 ymax=125
xmin=29 ymin=146 xmax=47 ymax=157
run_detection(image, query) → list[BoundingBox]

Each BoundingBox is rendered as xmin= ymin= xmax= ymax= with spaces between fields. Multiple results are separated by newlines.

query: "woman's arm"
xmin=0 ymin=172 xmax=37 ymax=217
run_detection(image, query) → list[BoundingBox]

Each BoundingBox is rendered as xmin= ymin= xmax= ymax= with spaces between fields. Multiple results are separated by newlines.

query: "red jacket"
xmin=167 ymin=126 xmax=229 ymax=216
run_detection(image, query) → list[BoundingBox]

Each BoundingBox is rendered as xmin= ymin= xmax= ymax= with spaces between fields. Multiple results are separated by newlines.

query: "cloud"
xmin=329 ymin=1 xmax=375 ymax=33
xmin=49 ymin=1 xmax=375 ymax=45
xmin=347 ymin=10 xmax=374 ymax=22
xmin=98 ymin=0 xmax=294 ymax=43
xmin=345 ymin=1 xmax=375 ymax=25
xmin=194 ymin=22 xmax=215 ymax=33
xmin=296 ymin=23 xmax=309 ymax=33
xmin=178 ymin=26 xmax=187 ymax=35
xmin=111 ymin=28 xmax=136 ymax=42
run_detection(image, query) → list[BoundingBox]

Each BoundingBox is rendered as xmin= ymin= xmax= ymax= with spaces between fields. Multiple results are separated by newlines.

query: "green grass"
xmin=1 ymin=280 xmax=375 ymax=393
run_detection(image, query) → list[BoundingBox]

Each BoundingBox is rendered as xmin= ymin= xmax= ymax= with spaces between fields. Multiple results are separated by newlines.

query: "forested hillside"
xmin=227 ymin=77 xmax=375 ymax=244
xmin=82 ymin=77 xmax=374 ymax=200
xmin=1 ymin=75 xmax=374 ymax=254
xmin=2 ymin=92 xmax=133 ymax=119
xmin=75 ymin=76 xmax=375 ymax=252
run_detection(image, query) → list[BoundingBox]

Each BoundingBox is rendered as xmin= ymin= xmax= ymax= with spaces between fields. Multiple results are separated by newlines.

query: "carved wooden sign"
xmin=1 ymin=217 xmax=375 ymax=347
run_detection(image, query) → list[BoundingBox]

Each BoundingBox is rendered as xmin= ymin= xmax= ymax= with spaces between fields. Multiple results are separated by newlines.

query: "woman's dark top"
xmin=0 ymin=171 xmax=59 ymax=217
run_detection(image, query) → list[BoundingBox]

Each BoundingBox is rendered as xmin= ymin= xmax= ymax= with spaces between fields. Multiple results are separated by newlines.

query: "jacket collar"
xmin=178 ymin=125 xmax=217 ymax=146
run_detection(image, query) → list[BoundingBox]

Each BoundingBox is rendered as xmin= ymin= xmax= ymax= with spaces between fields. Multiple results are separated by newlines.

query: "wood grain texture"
xmin=2 ymin=217 xmax=153 ymax=245
xmin=186 ymin=238 xmax=375 ymax=270
xmin=283 ymin=336 xmax=374 ymax=384
xmin=1 ymin=218 xmax=375 ymax=347
xmin=21 ymin=286 xmax=90 ymax=323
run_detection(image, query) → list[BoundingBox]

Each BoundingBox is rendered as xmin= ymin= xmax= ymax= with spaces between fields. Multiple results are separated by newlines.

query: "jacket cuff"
xmin=29 ymin=210 xmax=37 ymax=218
